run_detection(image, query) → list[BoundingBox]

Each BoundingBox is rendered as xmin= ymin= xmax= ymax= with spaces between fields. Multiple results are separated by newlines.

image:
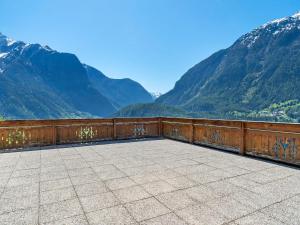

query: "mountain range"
xmin=1 ymin=12 xmax=300 ymax=122
xmin=116 ymin=12 xmax=300 ymax=122
xmin=0 ymin=33 xmax=152 ymax=119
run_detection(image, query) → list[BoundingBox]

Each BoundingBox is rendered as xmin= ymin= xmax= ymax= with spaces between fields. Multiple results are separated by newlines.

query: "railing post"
xmin=52 ymin=126 xmax=57 ymax=145
xmin=240 ymin=121 xmax=245 ymax=155
xmin=190 ymin=120 xmax=194 ymax=143
xmin=113 ymin=119 xmax=117 ymax=140
xmin=158 ymin=117 xmax=162 ymax=137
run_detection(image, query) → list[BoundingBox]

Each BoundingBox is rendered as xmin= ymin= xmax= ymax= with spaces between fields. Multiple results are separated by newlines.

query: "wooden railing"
xmin=0 ymin=117 xmax=299 ymax=166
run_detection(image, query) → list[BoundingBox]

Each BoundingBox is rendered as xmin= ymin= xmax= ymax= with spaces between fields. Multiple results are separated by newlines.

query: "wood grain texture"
xmin=0 ymin=117 xmax=299 ymax=165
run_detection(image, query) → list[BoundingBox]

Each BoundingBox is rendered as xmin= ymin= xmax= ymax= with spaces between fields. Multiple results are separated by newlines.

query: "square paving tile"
xmin=12 ymin=168 xmax=40 ymax=178
xmin=227 ymin=176 xmax=260 ymax=189
xmin=67 ymin=167 xmax=95 ymax=177
xmin=125 ymin=197 xmax=170 ymax=222
xmin=0 ymin=207 xmax=38 ymax=225
xmin=1 ymin=183 xmax=39 ymax=199
xmin=187 ymin=170 xmax=227 ymax=184
xmin=165 ymin=159 xmax=199 ymax=168
xmin=205 ymin=180 xmax=244 ymax=196
xmin=6 ymin=175 xmax=39 ymax=187
xmin=40 ymin=171 xmax=68 ymax=182
xmin=142 ymin=180 xmax=176 ymax=195
xmin=176 ymin=204 xmax=228 ymax=225
xmin=41 ymin=165 xmax=66 ymax=174
xmin=246 ymin=179 xmax=299 ymax=202
xmin=113 ymin=185 xmax=151 ymax=203
xmin=260 ymin=200 xmax=300 ymax=225
xmin=0 ymin=194 xmax=39 ymax=214
xmin=205 ymin=195 xmax=255 ymax=221
xmin=74 ymin=182 xmax=108 ymax=197
xmin=129 ymin=173 xmax=160 ymax=184
xmin=166 ymin=176 xmax=196 ymax=189
xmin=40 ymin=187 xmax=76 ymax=205
xmin=231 ymin=189 xmax=276 ymax=210
xmin=223 ymin=166 xmax=250 ymax=176
xmin=234 ymin=211 xmax=285 ymax=225
xmin=239 ymin=172 xmax=278 ymax=184
xmin=140 ymin=213 xmax=187 ymax=225
xmin=86 ymin=205 xmax=136 ymax=225
xmin=39 ymin=199 xmax=83 ymax=224
xmin=105 ymin=177 xmax=136 ymax=190
xmin=92 ymin=164 xmax=119 ymax=173
xmin=41 ymin=215 xmax=89 ymax=225
xmin=80 ymin=192 xmax=120 ymax=213
xmin=97 ymin=169 xmax=127 ymax=181
xmin=70 ymin=174 xmax=103 ymax=185
xmin=174 ymin=164 xmax=216 ymax=175
xmin=40 ymin=178 xmax=72 ymax=192
xmin=184 ymin=185 xmax=220 ymax=202
xmin=156 ymin=190 xmax=198 ymax=210
xmin=155 ymin=169 xmax=181 ymax=180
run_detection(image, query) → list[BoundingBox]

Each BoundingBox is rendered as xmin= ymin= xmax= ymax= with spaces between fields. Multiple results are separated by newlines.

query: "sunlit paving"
xmin=0 ymin=139 xmax=299 ymax=225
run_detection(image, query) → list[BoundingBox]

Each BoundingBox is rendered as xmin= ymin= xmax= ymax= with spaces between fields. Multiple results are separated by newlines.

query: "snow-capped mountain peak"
xmin=263 ymin=11 xmax=300 ymax=27
xmin=239 ymin=11 xmax=300 ymax=48
xmin=0 ymin=32 xmax=54 ymax=55
xmin=151 ymin=92 xmax=162 ymax=100
xmin=291 ymin=11 xmax=300 ymax=19
xmin=0 ymin=33 xmax=16 ymax=47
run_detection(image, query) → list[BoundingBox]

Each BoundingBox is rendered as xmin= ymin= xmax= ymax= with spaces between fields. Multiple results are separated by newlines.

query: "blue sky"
xmin=1 ymin=0 xmax=300 ymax=93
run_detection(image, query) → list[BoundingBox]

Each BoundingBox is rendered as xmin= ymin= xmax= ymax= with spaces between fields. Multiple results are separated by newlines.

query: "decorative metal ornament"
xmin=272 ymin=137 xmax=298 ymax=160
xmin=133 ymin=125 xmax=146 ymax=136
xmin=209 ymin=130 xmax=223 ymax=145
xmin=171 ymin=127 xmax=179 ymax=138
xmin=76 ymin=126 xmax=97 ymax=140
xmin=5 ymin=129 xmax=28 ymax=145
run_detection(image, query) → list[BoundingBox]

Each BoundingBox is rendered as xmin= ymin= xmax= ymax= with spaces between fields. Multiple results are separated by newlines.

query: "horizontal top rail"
xmin=1 ymin=116 xmax=299 ymax=125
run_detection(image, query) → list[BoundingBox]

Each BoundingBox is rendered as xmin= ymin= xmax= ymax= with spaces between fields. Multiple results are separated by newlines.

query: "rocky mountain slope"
xmin=0 ymin=33 xmax=152 ymax=119
xmin=117 ymin=12 xmax=300 ymax=122
xmin=84 ymin=65 xmax=153 ymax=109
xmin=113 ymin=103 xmax=191 ymax=118
xmin=157 ymin=12 xmax=300 ymax=115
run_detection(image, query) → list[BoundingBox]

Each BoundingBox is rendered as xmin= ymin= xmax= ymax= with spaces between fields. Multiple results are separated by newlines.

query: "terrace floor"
xmin=0 ymin=139 xmax=299 ymax=225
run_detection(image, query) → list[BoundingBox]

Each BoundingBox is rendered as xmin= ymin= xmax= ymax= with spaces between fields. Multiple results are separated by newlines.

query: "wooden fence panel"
xmin=193 ymin=123 xmax=241 ymax=152
xmin=56 ymin=123 xmax=114 ymax=144
xmin=0 ymin=126 xmax=54 ymax=149
xmin=162 ymin=119 xmax=193 ymax=142
xmin=115 ymin=118 xmax=159 ymax=139
xmin=244 ymin=122 xmax=300 ymax=164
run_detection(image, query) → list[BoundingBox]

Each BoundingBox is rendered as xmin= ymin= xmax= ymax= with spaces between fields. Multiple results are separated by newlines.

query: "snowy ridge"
xmin=0 ymin=33 xmax=54 ymax=55
xmin=0 ymin=52 xmax=8 ymax=58
xmin=262 ymin=11 xmax=300 ymax=28
xmin=0 ymin=33 xmax=16 ymax=48
xmin=150 ymin=92 xmax=162 ymax=100
xmin=240 ymin=11 xmax=300 ymax=48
